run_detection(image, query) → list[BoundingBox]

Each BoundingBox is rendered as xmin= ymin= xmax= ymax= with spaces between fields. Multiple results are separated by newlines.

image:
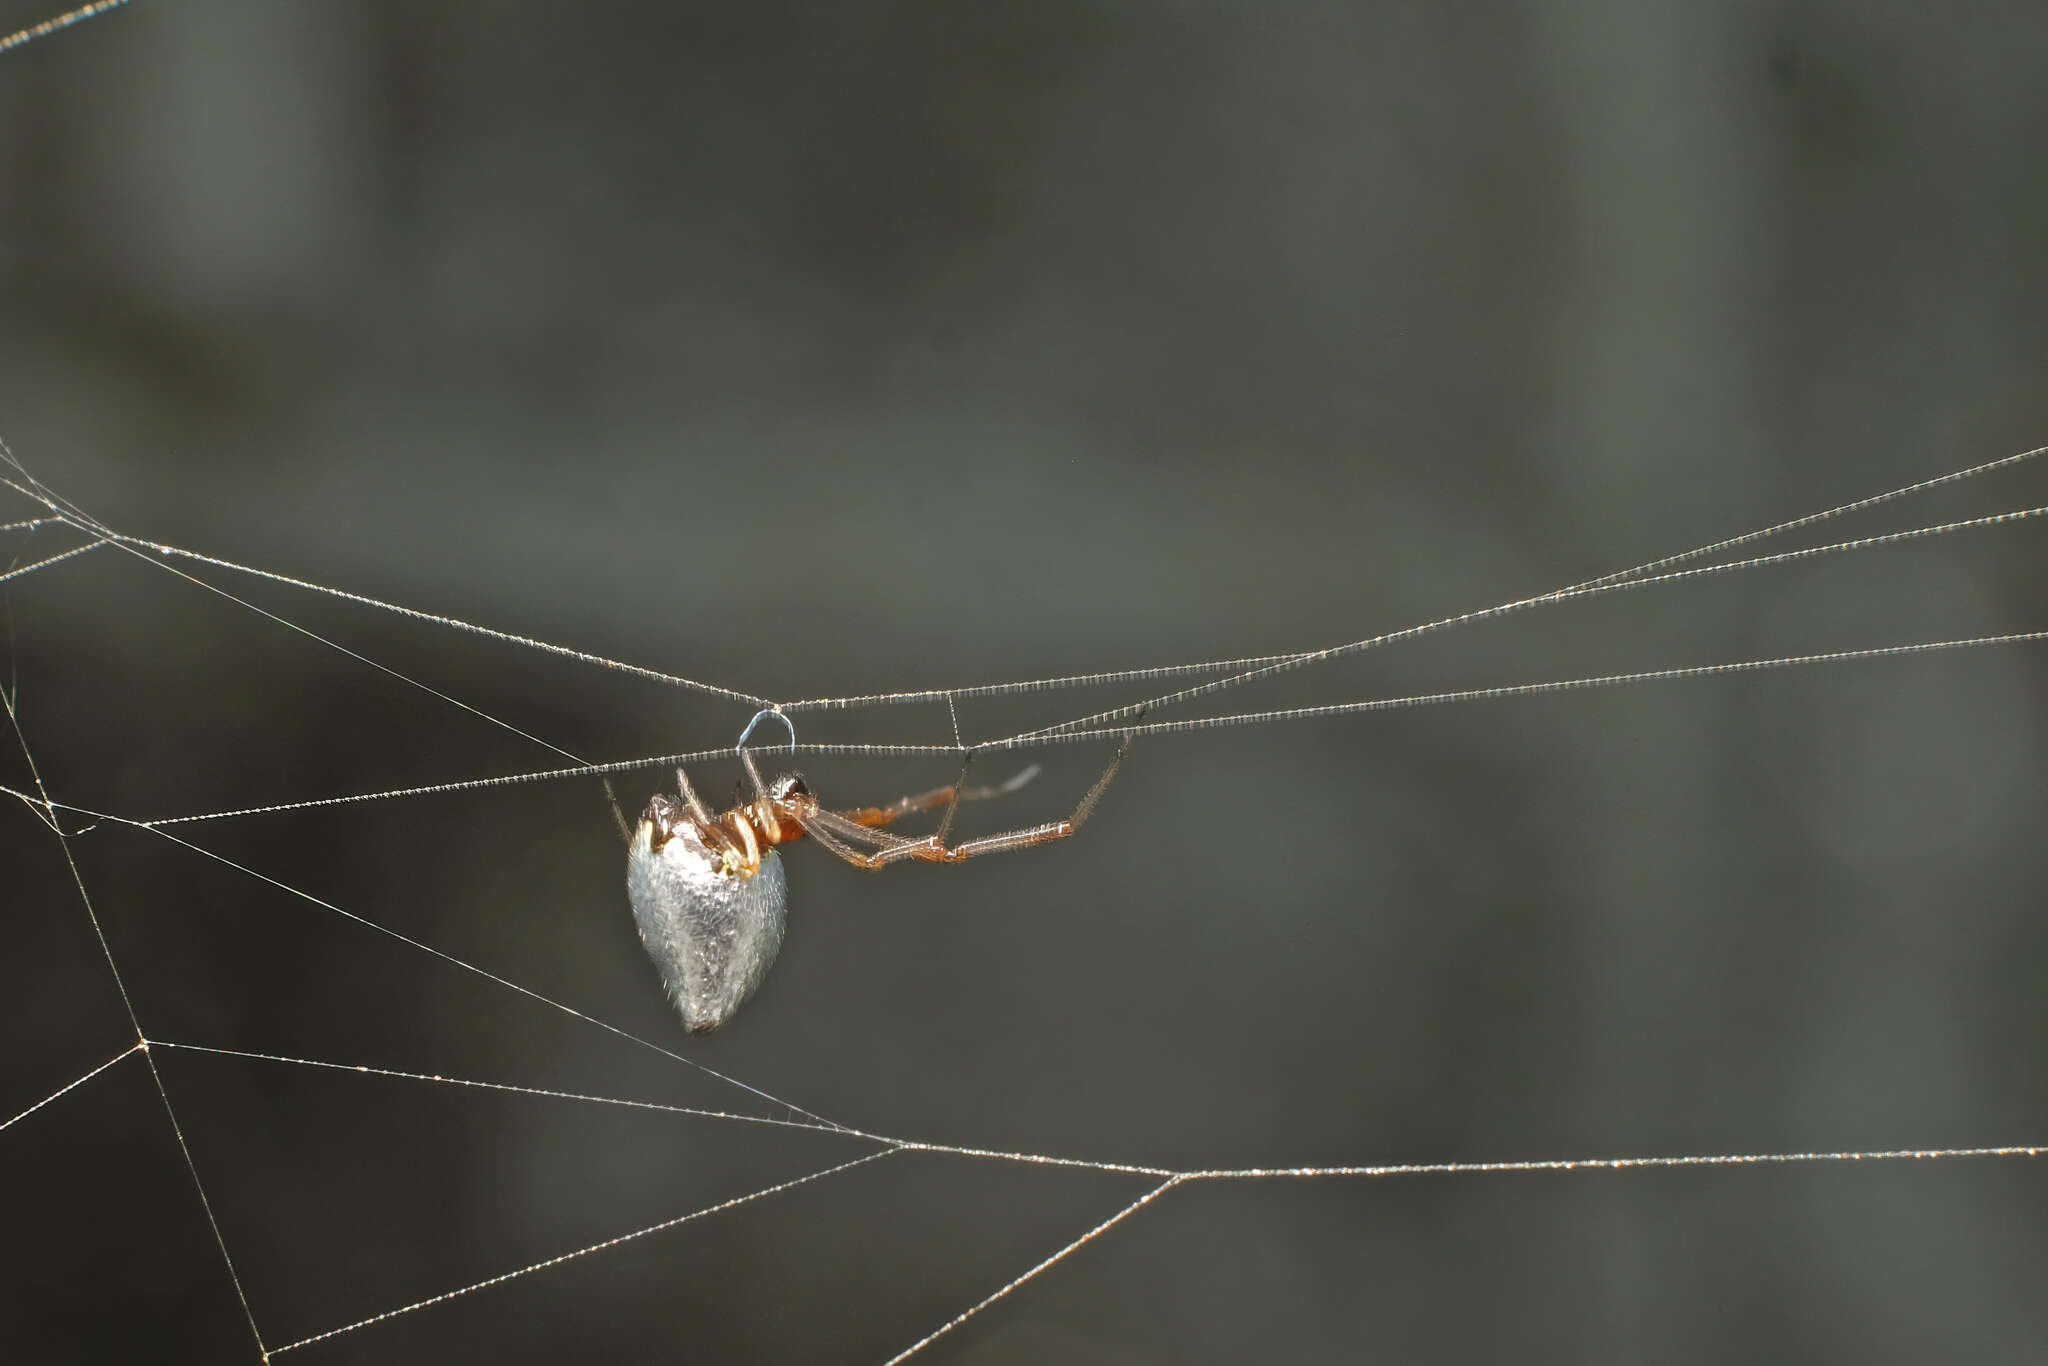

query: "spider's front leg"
xmin=837 ymin=764 xmax=1042 ymax=831
xmin=856 ymin=732 xmax=1133 ymax=868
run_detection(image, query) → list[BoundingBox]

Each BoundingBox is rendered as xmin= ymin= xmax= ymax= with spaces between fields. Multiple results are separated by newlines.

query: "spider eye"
xmin=769 ymin=774 xmax=809 ymax=801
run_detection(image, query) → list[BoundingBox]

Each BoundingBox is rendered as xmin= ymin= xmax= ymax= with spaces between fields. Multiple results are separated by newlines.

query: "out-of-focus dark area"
xmin=4 ymin=2 xmax=2046 ymax=1361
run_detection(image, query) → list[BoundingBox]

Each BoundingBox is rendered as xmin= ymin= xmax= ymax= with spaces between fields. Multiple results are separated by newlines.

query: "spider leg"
xmin=674 ymin=766 xmax=713 ymax=824
xmin=801 ymin=805 xmax=916 ymax=850
xmin=602 ymin=778 xmax=633 ymax=844
xmin=738 ymin=746 xmax=770 ymax=803
xmin=852 ymin=732 xmax=1133 ymax=869
xmin=787 ymin=803 xmax=938 ymax=871
xmin=791 ymin=810 xmax=893 ymax=866
xmin=929 ymin=748 xmax=973 ymax=847
xmin=839 ymin=763 xmax=1042 ymax=830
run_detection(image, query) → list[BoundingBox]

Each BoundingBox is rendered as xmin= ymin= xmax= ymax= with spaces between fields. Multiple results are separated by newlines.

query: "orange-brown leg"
xmin=838 ymin=764 xmax=1041 ymax=830
xmin=851 ymin=735 xmax=1131 ymax=868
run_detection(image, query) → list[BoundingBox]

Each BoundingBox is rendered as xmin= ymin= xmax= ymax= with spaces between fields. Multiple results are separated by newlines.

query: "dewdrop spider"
xmin=620 ymin=712 xmax=1136 ymax=1032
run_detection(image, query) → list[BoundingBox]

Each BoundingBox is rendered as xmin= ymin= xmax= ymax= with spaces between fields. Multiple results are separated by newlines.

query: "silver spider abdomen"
xmin=626 ymin=817 xmax=788 ymax=1032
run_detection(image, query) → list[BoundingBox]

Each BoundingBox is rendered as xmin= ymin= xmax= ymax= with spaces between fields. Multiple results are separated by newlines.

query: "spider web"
xmin=8 ymin=427 xmax=2048 ymax=1359
xmin=7 ymin=3 xmax=2048 ymax=1361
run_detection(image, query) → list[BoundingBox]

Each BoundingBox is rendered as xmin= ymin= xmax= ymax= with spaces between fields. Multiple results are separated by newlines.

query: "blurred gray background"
xmin=3 ymin=1 xmax=2046 ymax=1361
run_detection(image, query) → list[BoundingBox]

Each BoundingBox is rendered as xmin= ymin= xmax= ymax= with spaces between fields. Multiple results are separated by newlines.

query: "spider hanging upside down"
xmin=622 ymin=729 xmax=1135 ymax=1032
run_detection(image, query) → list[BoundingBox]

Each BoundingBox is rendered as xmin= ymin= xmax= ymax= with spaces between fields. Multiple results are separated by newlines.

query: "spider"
xmin=621 ymin=730 xmax=1135 ymax=1032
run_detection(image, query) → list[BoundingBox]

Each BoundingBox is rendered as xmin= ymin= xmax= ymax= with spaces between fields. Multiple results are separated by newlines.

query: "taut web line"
xmin=5 ymin=440 xmax=2044 ymax=826
xmin=120 ymin=1040 xmax=2048 ymax=1360
xmin=782 ymin=440 xmax=2048 ymax=713
xmin=0 ymin=1043 xmax=141 ymax=1136
xmin=0 ymin=0 xmax=129 ymax=57
xmin=5 ymin=437 xmax=2045 ymax=774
